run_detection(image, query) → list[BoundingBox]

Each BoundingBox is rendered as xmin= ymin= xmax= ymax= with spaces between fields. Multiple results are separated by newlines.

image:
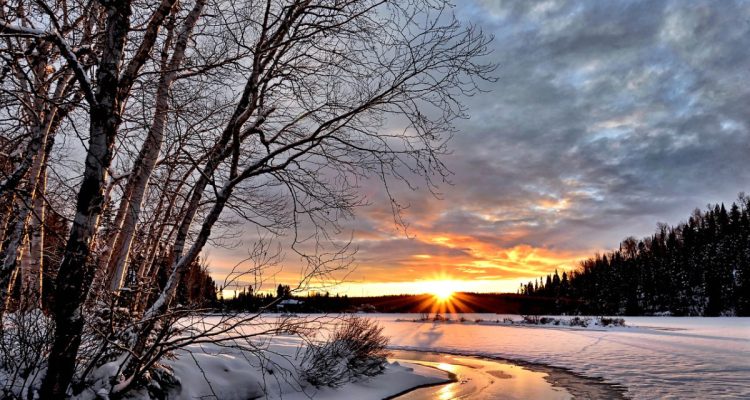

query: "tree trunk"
xmin=0 ymin=194 xmax=13 ymax=253
xmin=107 ymin=0 xmax=206 ymax=292
xmin=41 ymin=119 xmax=117 ymax=398
xmin=0 ymin=61 xmax=71 ymax=310
xmin=0 ymin=120 xmax=53 ymax=311
xmin=40 ymin=116 xmax=118 ymax=399
xmin=21 ymin=165 xmax=46 ymax=309
xmin=39 ymin=2 xmax=132 ymax=396
xmin=40 ymin=0 xmax=183 ymax=392
xmin=1 ymin=197 xmax=31 ymax=310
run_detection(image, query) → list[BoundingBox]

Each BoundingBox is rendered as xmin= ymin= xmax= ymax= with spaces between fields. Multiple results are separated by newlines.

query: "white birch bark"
xmin=107 ymin=0 xmax=207 ymax=291
xmin=20 ymin=166 xmax=46 ymax=308
xmin=1 ymin=120 xmax=54 ymax=309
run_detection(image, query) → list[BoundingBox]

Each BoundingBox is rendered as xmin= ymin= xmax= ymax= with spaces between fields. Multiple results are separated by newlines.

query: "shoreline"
xmin=382 ymin=365 xmax=458 ymax=400
xmin=388 ymin=348 xmax=629 ymax=399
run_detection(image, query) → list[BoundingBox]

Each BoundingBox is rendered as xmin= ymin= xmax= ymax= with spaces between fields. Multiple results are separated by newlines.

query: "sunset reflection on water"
xmin=390 ymin=350 xmax=572 ymax=400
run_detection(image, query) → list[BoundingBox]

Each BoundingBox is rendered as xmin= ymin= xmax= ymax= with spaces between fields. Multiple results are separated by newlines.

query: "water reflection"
xmin=436 ymin=363 xmax=456 ymax=372
xmin=391 ymin=350 xmax=571 ymax=400
xmin=438 ymin=385 xmax=455 ymax=400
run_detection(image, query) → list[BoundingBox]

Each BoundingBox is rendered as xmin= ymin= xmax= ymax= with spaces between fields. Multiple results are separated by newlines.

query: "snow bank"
xmin=279 ymin=362 xmax=447 ymax=400
xmin=167 ymin=347 xmax=266 ymax=399
xmin=162 ymin=320 xmax=449 ymax=399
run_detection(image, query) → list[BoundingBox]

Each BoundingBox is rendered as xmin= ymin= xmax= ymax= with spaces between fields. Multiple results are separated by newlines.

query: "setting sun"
xmin=431 ymin=282 xmax=455 ymax=302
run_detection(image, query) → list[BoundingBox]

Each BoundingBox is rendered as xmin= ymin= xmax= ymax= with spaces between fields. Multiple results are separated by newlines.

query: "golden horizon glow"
xmin=211 ymin=275 xmax=580 ymax=298
xmin=206 ymin=229 xmax=598 ymax=297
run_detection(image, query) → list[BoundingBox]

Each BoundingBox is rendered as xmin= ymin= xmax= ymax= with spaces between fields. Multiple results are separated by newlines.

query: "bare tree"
xmin=0 ymin=0 xmax=493 ymax=398
xmin=0 ymin=0 xmax=86 ymax=313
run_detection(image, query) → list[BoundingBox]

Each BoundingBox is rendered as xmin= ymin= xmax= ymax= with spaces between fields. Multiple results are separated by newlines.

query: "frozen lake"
xmin=370 ymin=314 xmax=750 ymax=399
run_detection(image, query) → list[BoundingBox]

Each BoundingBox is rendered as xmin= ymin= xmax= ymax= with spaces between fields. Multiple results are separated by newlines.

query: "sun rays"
xmin=430 ymin=281 xmax=455 ymax=302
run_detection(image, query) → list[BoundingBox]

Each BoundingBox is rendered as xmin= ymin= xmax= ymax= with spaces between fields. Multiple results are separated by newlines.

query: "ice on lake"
xmin=373 ymin=314 xmax=750 ymax=399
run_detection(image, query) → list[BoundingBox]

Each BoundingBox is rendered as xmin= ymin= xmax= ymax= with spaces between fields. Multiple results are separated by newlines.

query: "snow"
xmin=68 ymin=314 xmax=748 ymax=399
xmin=279 ymin=362 xmax=446 ymax=400
xmin=165 ymin=342 xmax=446 ymax=400
xmin=0 ymin=22 xmax=48 ymax=36
xmin=161 ymin=320 xmax=449 ymax=400
xmin=372 ymin=314 xmax=750 ymax=399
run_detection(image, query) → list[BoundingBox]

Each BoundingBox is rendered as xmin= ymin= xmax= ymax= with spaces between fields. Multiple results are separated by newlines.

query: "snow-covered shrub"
xmin=569 ymin=317 xmax=591 ymax=327
xmin=0 ymin=310 xmax=53 ymax=399
xmin=539 ymin=317 xmax=554 ymax=324
xmin=599 ymin=317 xmax=626 ymax=327
xmin=301 ymin=317 xmax=389 ymax=388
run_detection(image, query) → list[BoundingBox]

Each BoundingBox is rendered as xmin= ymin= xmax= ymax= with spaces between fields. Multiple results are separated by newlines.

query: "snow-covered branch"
xmin=0 ymin=22 xmax=96 ymax=106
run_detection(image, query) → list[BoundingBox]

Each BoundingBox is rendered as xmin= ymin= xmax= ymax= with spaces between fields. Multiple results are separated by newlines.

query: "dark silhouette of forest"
xmin=217 ymin=290 xmax=572 ymax=315
xmin=521 ymin=194 xmax=750 ymax=316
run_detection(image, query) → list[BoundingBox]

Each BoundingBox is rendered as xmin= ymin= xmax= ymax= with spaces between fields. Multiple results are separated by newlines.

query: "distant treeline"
xmin=218 ymin=289 xmax=572 ymax=315
xmin=522 ymin=195 xmax=750 ymax=316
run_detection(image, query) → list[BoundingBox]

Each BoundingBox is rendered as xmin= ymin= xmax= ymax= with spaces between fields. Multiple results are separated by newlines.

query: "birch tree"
xmin=1 ymin=0 xmax=493 ymax=398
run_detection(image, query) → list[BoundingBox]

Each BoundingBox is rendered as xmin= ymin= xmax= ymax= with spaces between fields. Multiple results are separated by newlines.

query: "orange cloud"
xmin=205 ymin=233 xmax=593 ymax=296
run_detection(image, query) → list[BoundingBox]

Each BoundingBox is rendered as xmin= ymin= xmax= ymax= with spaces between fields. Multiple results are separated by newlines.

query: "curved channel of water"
xmin=388 ymin=350 xmax=626 ymax=400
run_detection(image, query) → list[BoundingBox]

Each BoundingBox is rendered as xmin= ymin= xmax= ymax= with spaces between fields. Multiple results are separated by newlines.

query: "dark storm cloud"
xmin=338 ymin=0 xmax=750 ymax=280
xmin=434 ymin=0 xmax=750 ymax=246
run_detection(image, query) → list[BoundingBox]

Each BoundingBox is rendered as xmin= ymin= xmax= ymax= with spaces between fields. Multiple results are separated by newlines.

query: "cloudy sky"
xmin=213 ymin=0 xmax=750 ymax=295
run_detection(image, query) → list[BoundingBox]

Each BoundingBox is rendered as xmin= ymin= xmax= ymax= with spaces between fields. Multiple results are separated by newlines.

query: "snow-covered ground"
xmin=160 ymin=314 xmax=748 ymax=399
xmin=166 ymin=341 xmax=446 ymax=400
xmin=374 ymin=314 xmax=750 ymax=399
xmin=162 ymin=318 xmax=448 ymax=400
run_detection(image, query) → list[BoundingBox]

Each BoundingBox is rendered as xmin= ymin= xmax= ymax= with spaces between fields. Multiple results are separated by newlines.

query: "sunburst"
xmin=430 ymin=281 xmax=455 ymax=302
